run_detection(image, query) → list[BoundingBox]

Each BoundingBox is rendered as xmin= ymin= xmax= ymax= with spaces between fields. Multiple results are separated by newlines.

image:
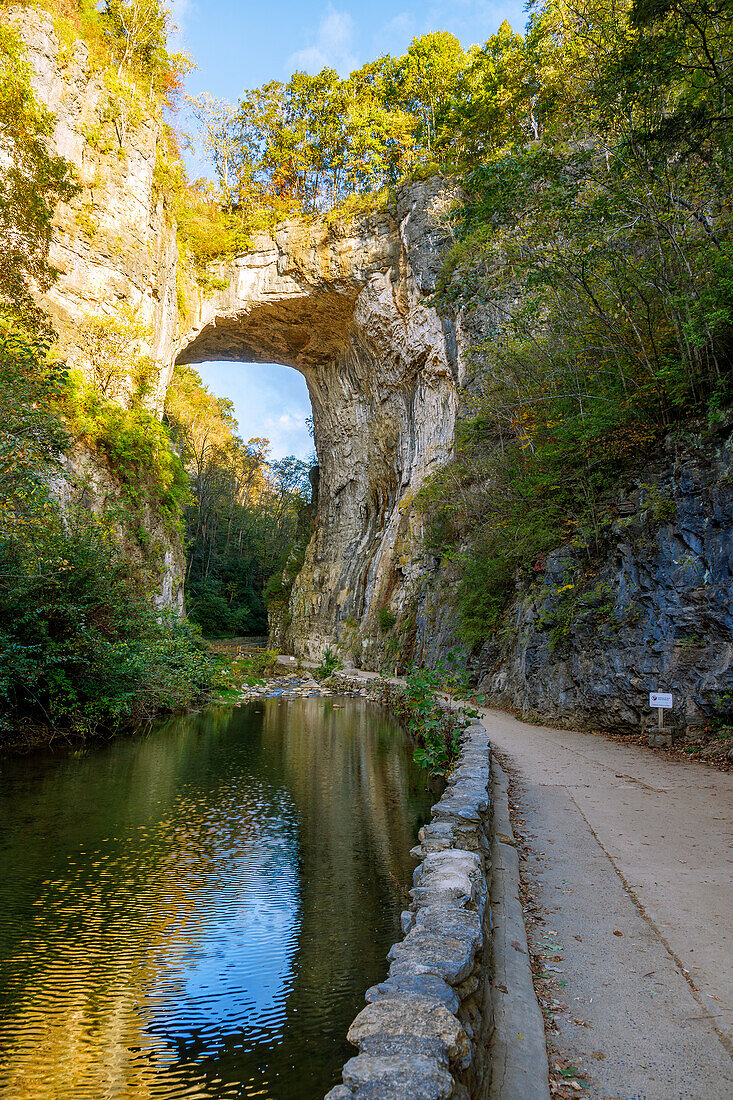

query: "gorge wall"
xmin=17 ymin=7 xmax=465 ymax=659
xmin=17 ymin=8 xmax=733 ymax=736
xmin=13 ymin=7 xmax=185 ymax=607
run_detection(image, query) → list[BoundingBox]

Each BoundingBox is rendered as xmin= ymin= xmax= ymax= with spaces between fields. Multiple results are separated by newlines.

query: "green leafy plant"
xmin=399 ymin=666 xmax=461 ymax=775
xmin=315 ymin=646 xmax=342 ymax=680
xmin=378 ymin=607 xmax=397 ymax=633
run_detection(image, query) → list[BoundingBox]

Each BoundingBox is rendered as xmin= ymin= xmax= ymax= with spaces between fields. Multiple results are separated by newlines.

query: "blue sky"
xmin=170 ymin=0 xmax=528 ymax=458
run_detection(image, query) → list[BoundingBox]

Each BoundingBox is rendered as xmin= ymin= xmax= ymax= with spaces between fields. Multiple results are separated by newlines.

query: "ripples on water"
xmin=0 ymin=698 xmax=433 ymax=1099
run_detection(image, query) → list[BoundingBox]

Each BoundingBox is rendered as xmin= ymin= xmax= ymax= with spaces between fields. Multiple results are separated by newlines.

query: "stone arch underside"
xmin=173 ymin=182 xmax=459 ymax=663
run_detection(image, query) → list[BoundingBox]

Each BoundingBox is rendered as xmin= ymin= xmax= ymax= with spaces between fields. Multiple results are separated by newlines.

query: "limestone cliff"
xmin=175 ymin=181 xmax=463 ymax=662
xmin=12 ymin=8 xmax=184 ymax=607
xmin=472 ymin=430 xmax=733 ymax=735
xmin=14 ymin=8 xmax=463 ymax=651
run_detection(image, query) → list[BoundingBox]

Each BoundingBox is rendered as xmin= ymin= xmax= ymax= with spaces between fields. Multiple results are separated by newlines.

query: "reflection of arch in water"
xmin=0 ymin=700 xmax=433 ymax=1099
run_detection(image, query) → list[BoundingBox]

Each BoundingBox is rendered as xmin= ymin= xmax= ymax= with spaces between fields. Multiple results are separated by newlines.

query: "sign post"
xmin=649 ymin=691 xmax=673 ymax=729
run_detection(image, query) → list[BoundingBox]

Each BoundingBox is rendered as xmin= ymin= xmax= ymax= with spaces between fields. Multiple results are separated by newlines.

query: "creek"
xmin=0 ymin=698 xmax=433 ymax=1099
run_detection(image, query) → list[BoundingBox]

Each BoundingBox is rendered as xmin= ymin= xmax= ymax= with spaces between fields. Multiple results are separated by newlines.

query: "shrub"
xmin=378 ymin=607 xmax=396 ymax=633
xmin=315 ymin=646 xmax=342 ymax=680
xmin=0 ymin=501 xmax=215 ymax=738
xmin=399 ymin=666 xmax=461 ymax=775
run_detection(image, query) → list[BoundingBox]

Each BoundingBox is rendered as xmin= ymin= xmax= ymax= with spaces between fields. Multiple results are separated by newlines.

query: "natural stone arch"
xmin=19 ymin=11 xmax=462 ymax=663
xmin=174 ymin=180 xmax=460 ymax=661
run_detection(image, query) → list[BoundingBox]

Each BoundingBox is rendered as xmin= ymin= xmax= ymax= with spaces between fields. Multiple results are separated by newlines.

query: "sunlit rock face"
xmin=12 ymin=10 xmax=179 ymax=397
xmin=14 ymin=9 xmax=185 ymax=609
xmin=176 ymin=181 xmax=461 ymax=661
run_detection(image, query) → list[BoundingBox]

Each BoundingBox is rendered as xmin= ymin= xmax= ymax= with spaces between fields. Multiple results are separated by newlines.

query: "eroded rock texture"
xmin=17 ymin=7 xmax=732 ymax=729
xmin=18 ymin=6 xmax=463 ymax=654
xmin=472 ymin=433 xmax=733 ymax=732
xmin=175 ymin=185 xmax=461 ymax=659
xmin=13 ymin=8 xmax=184 ymax=607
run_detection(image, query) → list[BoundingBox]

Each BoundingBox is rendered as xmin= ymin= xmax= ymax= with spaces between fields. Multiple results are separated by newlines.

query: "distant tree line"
xmin=165 ymin=366 xmax=312 ymax=637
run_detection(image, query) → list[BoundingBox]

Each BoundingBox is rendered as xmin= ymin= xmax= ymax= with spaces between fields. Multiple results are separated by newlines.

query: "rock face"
xmin=471 ymin=432 xmax=733 ymax=732
xmin=12 ymin=8 xmax=184 ymax=607
xmin=16 ymin=8 xmax=462 ymax=653
xmin=17 ymin=8 xmax=733 ymax=731
xmin=175 ymin=184 xmax=461 ymax=660
xmin=11 ymin=11 xmax=180 ymax=385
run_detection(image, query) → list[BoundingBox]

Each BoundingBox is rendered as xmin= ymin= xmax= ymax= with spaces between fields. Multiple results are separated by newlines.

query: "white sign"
xmin=650 ymin=692 xmax=673 ymax=709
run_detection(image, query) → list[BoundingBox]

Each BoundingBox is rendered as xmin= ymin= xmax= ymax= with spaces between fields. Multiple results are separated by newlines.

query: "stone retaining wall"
xmin=326 ymin=674 xmax=494 ymax=1099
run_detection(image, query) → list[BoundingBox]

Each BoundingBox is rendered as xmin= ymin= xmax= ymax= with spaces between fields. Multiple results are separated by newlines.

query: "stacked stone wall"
xmin=327 ymin=674 xmax=494 ymax=1100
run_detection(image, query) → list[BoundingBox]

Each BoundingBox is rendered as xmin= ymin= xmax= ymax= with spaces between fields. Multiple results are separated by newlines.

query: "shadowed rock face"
xmin=175 ymin=185 xmax=460 ymax=661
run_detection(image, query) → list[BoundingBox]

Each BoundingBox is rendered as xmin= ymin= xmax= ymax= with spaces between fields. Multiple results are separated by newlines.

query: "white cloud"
xmin=289 ymin=7 xmax=359 ymax=76
xmin=271 ymin=413 xmax=307 ymax=431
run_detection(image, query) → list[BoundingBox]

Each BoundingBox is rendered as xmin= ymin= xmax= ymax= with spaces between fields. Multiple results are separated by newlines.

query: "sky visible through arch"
xmin=171 ymin=0 xmax=527 ymax=459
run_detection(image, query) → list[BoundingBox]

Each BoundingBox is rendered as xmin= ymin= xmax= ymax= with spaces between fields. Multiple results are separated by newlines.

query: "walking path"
xmin=480 ymin=707 xmax=733 ymax=1100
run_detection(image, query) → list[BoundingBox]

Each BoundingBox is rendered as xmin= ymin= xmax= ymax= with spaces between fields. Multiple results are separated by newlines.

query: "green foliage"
xmin=315 ymin=646 xmax=342 ymax=680
xmin=536 ymin=579 xmax=618 ymax=650
xmin=378 ymin=607 xmax=397 ymax=633
xmin=0 ymin=23 xmax=77 ymax=324
xmin=165 ymin=366 xmax=312 ymax=637
xmin=398 ymin=666 xmax=461 ymax=775
xmin=0 ymin=327 xmax=70 ymax=523
xmin=0 ymin=502 xmax=215 ymax=737
xmin=416 ymin=0 xmax=733 ymax=647
xmin=389 ymin=653 xmax=478 ymax=774
xmin=0 ymin=328 xmax=213 ymax=740
xmin=174 ymin=180 xmax=255 ymax=267
xmin=62 ymin=376 xmax=188 ymax=539
xmin=185 ymin=32 xmax=470 ymax=218
xmin=216 ymin=648 xmax=280 ymax=690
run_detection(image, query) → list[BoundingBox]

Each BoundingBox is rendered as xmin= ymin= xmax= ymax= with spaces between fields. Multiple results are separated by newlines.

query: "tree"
xmin=165 ymin=366 xmax=311 ymax=636
xmin=100 ymin=0 xmax=169 ymax=81
xmin=75 ymin=308 xmax=158 ymax=402
xmin=394 ymin=33 xmax=467 ymax=156
xmin=186 ymin=93 xmax=240 ymax=206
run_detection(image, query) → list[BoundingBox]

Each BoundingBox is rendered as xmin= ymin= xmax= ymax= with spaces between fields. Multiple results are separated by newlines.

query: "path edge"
xmin=489 ymin=758 xmax=551 ymax=1100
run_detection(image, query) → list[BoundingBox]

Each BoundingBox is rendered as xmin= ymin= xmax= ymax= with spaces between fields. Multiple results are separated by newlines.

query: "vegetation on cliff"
xmin=3 ymin=0 xmax=732 ymax=726
xmin=417 ymin=0 xmax=733 ymax=646
xmin=0 ymin=5 xmax=217 ymax=742
xmin=0 ymin=325 xmax=217 ymax=742
xmin=176 ymin=0 xmax=732 ymax=655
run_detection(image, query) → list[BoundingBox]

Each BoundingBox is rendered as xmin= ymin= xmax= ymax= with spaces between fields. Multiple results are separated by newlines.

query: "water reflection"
xmin=0 ymin=698 xmax=433 ymax=1099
